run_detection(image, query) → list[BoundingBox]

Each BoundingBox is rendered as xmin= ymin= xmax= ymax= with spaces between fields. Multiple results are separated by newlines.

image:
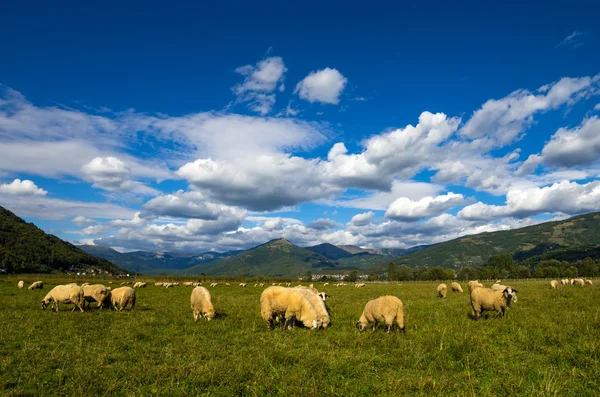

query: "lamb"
xmin=17 ymin=280 xmax=24 ymax=289
xmin=355 ymin=295 xmax=405 ymax=333
xmin=108 ymin=287 xmax=136 ymax=311
xmin=437 ymin=283 xmax=447 ymax=298
xmin=190 ymin=286 xmax=215 ymax=321
xmin=260 ymin=286 xmax=321 ymax=330
xmin=83 ymin=284 xmax=109 ymax=310
xmin=451 ymin=282 xmax=463 ymax=293
xmin=28 ymin=281 xmax=43 ymax=290
xmin=470 ymin=286 xmax=517 ymax=320
xmin=550 ymin=280 xmax=559 ymax=289
xmin=41 ymin=285 xmax=85 ymax=312
xmin=585 ymin=279 xmax=593 ymax=286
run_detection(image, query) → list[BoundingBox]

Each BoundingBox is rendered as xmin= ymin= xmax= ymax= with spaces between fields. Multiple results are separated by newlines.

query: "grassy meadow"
xmin=1 ymin=277 xmax=599 ymax=396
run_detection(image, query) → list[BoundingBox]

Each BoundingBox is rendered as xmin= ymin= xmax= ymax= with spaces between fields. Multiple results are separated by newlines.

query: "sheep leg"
xmin=55 ymin=302 xmax=59 ymax=312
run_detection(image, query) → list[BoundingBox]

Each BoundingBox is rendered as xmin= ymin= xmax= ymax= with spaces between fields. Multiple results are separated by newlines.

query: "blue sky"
xmin=1 ymin=1 xmax=600 ymax=252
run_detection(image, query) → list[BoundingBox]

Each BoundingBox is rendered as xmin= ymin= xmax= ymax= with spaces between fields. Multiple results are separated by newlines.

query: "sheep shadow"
xmin=213 ymin=312 xmax=227 ymax=319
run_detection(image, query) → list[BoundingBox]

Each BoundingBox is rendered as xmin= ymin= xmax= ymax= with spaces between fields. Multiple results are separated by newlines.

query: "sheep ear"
xmin=512 ymin=288 xmax=518 ymax=293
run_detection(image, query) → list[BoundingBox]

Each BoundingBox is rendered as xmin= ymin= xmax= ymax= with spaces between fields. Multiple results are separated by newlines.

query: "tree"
xmin=457 ymin=267 xmax=477 ymax=281
xmin=396 ymin=265 xmax=413 ymax=281
xmin=344 ymin=270 xmax=359 ymax=283
xmin=580 ymin=257 xmax=598 ymax=277
xmin=387 ymin=263 xmax=397 ymax=281
xmin=304 ymin=271 xmax=312 ymax=282
xmin=367 ymin=272 xmax=379 ymax=281
xmin=514 ymin=265 xmax=531 ymax=279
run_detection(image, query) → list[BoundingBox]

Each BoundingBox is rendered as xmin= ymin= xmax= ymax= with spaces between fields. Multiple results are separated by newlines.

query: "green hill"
xmin=182 ymin=238 xmax=339 ymax=277
xmin=305 ymin=243 xmax=353 ymax=260
xmin=0 ymin=206 xmax=127 ymax=274
xmin=393 ymin=212 xmax=600 ymax=269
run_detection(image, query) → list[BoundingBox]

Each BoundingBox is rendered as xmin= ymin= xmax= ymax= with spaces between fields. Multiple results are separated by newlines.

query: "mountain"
xmin=337 ymin=245 xmax=382 ymax=255
xmin=305 ymin=243 xmax=353 ymax=260
xmin=182 ymin=238 xmax=339 ymax=277
xmin=394 ymin=212 xmax=600 ymax=269
xmin=78 ymin=245 xmax=242 ymax=275
xmin=0 ymin=206 xmax=126 ymax=274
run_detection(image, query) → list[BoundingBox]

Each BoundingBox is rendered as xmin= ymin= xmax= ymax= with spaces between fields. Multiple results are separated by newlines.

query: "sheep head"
xmin=502 ymin=287 xmax=518 ymax=306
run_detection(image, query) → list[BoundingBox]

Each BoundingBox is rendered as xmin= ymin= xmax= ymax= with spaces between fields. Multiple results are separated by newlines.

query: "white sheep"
xmin=183 ymin=282 xmax=194 ymax=287
xmin=239 ymin=283 xmax=246 ymax=287
xmin=260 ymin=286 xmax=321 ymax=330
xmin=468 ymin=280 xmax=483 ymax=292
xmin=297 ymin=288 xmax=331 ymax=328
xmin=550 ymin=280 xmax=559 ymax=289
xmin=573 ymin=278 xmax=585 ymax=286
xmin=356 ymin=295 xmax=405 ymax=333
xmin=491 ymin=283 xmax=506 ymax=291
xmin=451 ymin=282 xmax=463 ymax=293
xmin=83 ymin=284 xmax=109 ymax=310
xmin=437 ymin=283 xmax=447 ymax=298
xmin=585 ymin=279 xmax=593 ymax=286
xmin=28 ymin=281 xmax=44 ymax=290
xmin=17 ymin=280 xmax=24 ymax=289
xmin=323 ymin=282 xmax=329 ymax=287
xmin=190 ymin=286 xmax=215 ymax=321
xmin=133 ymin=282 xmax=147 ymax=289
xmin=470 ymin=286 xmax=518 ymax=320
xmin=355 ymin=283 xmax=366 ymax=288
xmin=154 ymin=282 xmax=163 ymax=287
xmin=286 ymin=283 xmax=291 ymax=287
xmin=41 ymin=285 xmax=85 ymax=312
xmin=108 ymin=287 xmax=136 ymax=311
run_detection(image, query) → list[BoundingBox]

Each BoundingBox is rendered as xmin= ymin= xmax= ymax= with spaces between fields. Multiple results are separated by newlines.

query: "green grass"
xmin=1 ymin=277 xmax=600 ymax=396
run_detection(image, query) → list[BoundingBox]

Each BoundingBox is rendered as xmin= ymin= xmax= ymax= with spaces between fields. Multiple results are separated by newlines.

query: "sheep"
xmin=239 ymin=283 xmax=246 ymax=287
xmin=495 ymin=280 xmax=501 ymax=283
xmin=470 ymin=286 xmax=518 ymax=320
xmin=585 ymin=279 xmax=593 ymax=286
xmin=491 ymin=283 xmax=506 ymax=291
xmin=154 ymin=282 xmax=163 ymax=287
xmin=83 ymin=284 xmax=109 ymax=310
xmin=108 ymin=287 xmax=136 ymax=311
xmin=437 ymin=283 xmax=447 ymax=298
xmin=260 ymin=286 xmax=321 ymax=330
xmin=28 ymin=281 xmax=43 ymax=290
xmin=297 ymin=289 xmax=331 ymax=328
xmin=356 ymin=295 xmax=405 ymax=333
xmin=17 ymin=280 xmax=24 ymax=289
xmin=570 ymin=279 xmax=575 ymax=285
xmin=225 ymin=283 xmax=231 ymax=287
xmin=451 ymin=282 xmax=463 ymax=293
xmin=190 ymin=286 xmax=215 ymax=321
xmin=468 ymin=280 xmax=483 ymax=292
xmin=41 ymin=285 xmax=85 ymax=312
xmin=134 ymin=282 xmax=147 ymax=288
xmin=573 ymin=278 xmax=585 ymax=286
xmin=323 ymin=282 xmax=329 ymax=287
xmin=286 ymin=283 xmax=291 ymax=287
xmin=259 ymin=283 xmax=264 ymax=287
xmin=355 ymin=283 xmax=366 ymax=288
xmin=550 ymin=280 xmax=559 ymax=289
xmin=183 ymin=282 xmax=194 ymax=287
xmin=560 ymin=279 xmax=568 ymax=285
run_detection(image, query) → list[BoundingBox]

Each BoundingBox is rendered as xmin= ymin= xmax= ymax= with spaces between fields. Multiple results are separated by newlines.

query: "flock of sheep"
xmin=17 ymin=277 xmax=595 ymax=330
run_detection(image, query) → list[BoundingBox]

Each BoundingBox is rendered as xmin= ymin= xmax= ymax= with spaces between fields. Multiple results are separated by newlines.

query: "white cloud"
xmin=385 ymin=193 xmax=469 ymax=221
xmin=72 ymin=215 xmax=96 ymax=227
xmin=142 ymin=190 xmax=246 ymax=220
xmin=233 ymin=56 xmax=287 ymax=114
xmin=557 ymin=31 xmax=584 ymax=48
xmin=307 ymin=218 xmax=338 ymax=230
xmin=336 ymin=180 xmax=443 ymax=210
xmin=460 ymin=75 xmax=600 ymax=148
xmin=109 ymin=212 xmax=147 ymax=229
xmin=595 ymin=104 xmax=600 ymax=111
xmin=349 ymin=211 xmax=374 ymax=226
xmin=295 ymin=68 xmax=348 ymax=104
xmin=458 ymin=180 xmax=600 ymax=221
xmin=81 ymin=224 xmax=109 ymax=236
xmin=0 ymin=179 xmax=47 ymax=196
xmin=81 ymin=156 xmax=158 ymax=195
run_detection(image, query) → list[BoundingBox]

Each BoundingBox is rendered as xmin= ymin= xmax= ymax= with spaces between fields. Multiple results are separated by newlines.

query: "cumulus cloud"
xmin=349 ymin=211 xmax=374 ymax=226
xmin=336 ymin=180 xmax=443 ymax=210
xmin=81 ymin=156 xmax=159 ymax=195
xmin=0 ymin=179 xmax=47 ymax=196
xmin=142 ymin=190 xmax=246 ymax=221
xmin=72 ymin=216 xmax=96 ymax=227
xmin=295 ymin=68 xmax=347 ymax=104
xmin=460 ymin=75 xmax=600 ymax=148
xmin=385 ymin=193 xmax=469 ymax=221
xmin=458 ymin=180 xmax=600 ymax=221
xmin=233 ymin=56 xmax=287 ymax=114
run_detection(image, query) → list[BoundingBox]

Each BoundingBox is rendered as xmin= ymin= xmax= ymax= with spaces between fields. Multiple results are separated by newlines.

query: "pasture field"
xmin=1 ymin=278 xmax=600 ymax=396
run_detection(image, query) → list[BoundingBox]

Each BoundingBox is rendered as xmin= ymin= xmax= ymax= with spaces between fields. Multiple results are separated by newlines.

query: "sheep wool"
xmin=550 ymin=280 xmax=559 ymax=289
xmin=83 ymin=284 xmax=109 ymax=310
xmin=437 ymin=283 xmax=447 ymax=298
xmin=297 ymin=289 xmax=331 ymax=328
xmin=451 ymin=282 xmax=463 ymax=293
xmin=356 ymin=295 xmax=405 ymax=333
xmin=573 ymin=278 xmax=585 ymax=286
xmin=28 ymin=281 xmax=43 ymax=290
xmin=260 ymin=286 xmax=320 ymax=330
xmin=17 ymin=280 xmax=24 ymax=289
xmin=109 ymin=287 xmax=136 ymax=311
xmin=190 ymin=286 xmax=215 ymax=321
xmin=470 ymin=286 xmax=517 ymax=320
xmin=41 ymin=285 xmax=85 ymax=312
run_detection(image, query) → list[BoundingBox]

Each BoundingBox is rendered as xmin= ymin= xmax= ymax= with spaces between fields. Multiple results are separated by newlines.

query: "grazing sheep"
xmin=260 ymin=286 xmax=321 ymax=330
xmin=17 ymin=280 xmax=24 ymax=289
xmin=183 ymin=282 xmax=194 ymax=287
xmin=225 ymin=283 xmax=231 ymax=287
xmin=154 ymin=282 xmax=163 ymax=287
xmin=451 ymin=282 xmax=463 ymax=293
xmin=297 ymin=289 xmax=330 ymax=328
xmin=355 ymin=283 xmax=366 ymax=288
xmin=356 ymin=295 xmax=405 ymax=333
xmin=585 ymin=279 xmax=593 ymax=286
xmin=550 ymin=280 xmax=559 ymax=289
xmin=560 ymin=279 xmax=567 ymax=285
xmin=570 ymin=279 xmax=575 ymax=285
xmin=190 ymin=286 xmax=215 ymax=321
xmin=83 ymin=284 xmax=109 ymax=310
xmin=239 ymin=283 xmax=246 ymax=287
xmin=286 ymin=283 xmax=291 ymax=287
xmin=259 ymin=283 xmax=264 ymax=287
xmin=108 ymin=287 xmax=136 ymax=311
xmin=437 ymin=283 xmax=447 ymax=298
xmin=573 ymin=278 xmax=585 ymax=286
xmin=468 ymin=280 xmax=483 ymax=292
xmin=491 ymin=283 xmax=506 ymax=291
xmin=41 ymin=285 xmax=85 ymax=312
xmin=470 ymin=286 xmax=518 ymax=320
xmin=28 ymin=281 xmax=43 ymax=290
xmin=323 ymin=282 xmax=329 ymax=287
xmin=495 ymin=280 xmax=501 ymax=283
